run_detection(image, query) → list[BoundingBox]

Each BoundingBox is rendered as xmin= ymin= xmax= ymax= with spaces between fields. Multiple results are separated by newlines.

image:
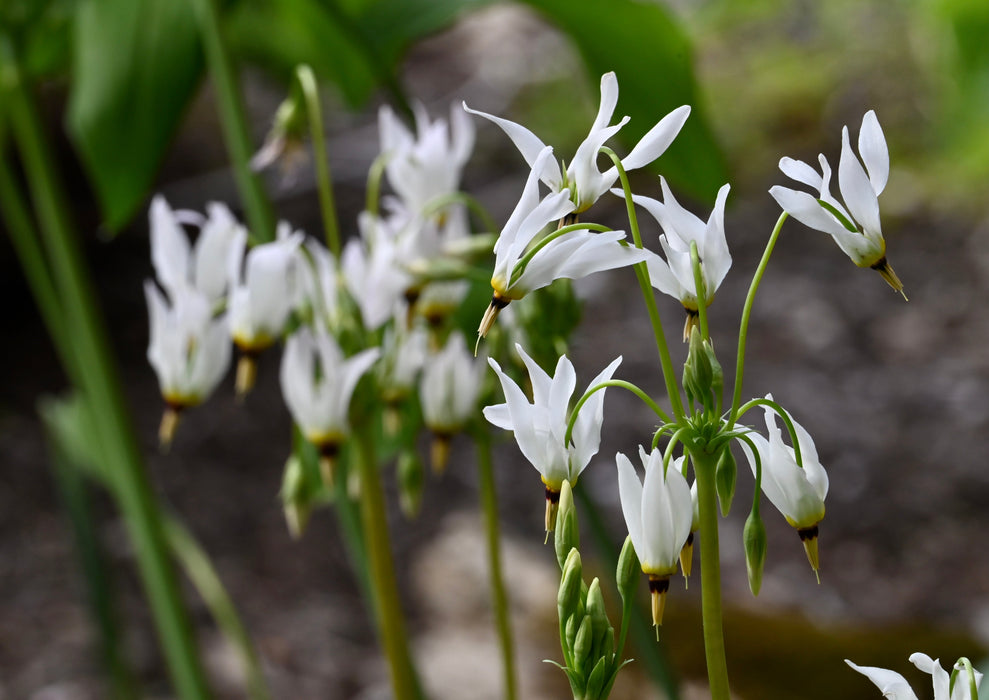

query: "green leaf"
xmin=519 ymin=0 xmax=728 ymax=203
xmin=67 ymin=0 xmax=204 ymax=231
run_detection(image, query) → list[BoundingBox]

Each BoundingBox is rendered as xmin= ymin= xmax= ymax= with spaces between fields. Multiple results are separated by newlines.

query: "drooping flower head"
xmin=740 ymin=396 xmax=829 ymax=575
xmin=465 ymin=72 xmax=689 ymax=213
xmin=484 ymin=344 xmax=620 ymax=530
xmin=847 ymin=653 xmax=983 ymax=700
xmin=626 ymin=177 xmax=732 ymax=339
xmin=478 ymin=146 xmax=647 ymax=338
xmin=616 ymin=446 xmax=693 ymax=626
xmin=769 ymin=110 xmax=905 ymax=297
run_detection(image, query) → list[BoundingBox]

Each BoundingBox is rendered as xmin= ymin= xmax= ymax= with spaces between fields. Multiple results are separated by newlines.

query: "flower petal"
xmin=779 ymin=157 xmax=824 ymax=190
xmin=838 ymin=126 xmax=882 ymax=236
xmin=846 ymin=660 xmax=920 ymax=700
xmin=621 ymin=105 xmax=691 ymax=172
xmin=463 ymin=102 xmax=559 ymax=190
xmin=858 ymin=110 xmax=889 ymax=196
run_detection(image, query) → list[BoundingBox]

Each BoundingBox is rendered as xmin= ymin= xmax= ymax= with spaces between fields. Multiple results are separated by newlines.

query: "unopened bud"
xmin=798 ymin=525 xmax=821 ymax=582
xmin=682 ymin=327 xmax=713 ymax=409
xmin=558 ymin=548 xmax=583 ymax=616
xmin=716 ymin=447 xmax=737 ymax=516
xmin=616 ymin=536 xmax=640 ymax=604
xmin=585 ymin=578 xmax=607 ymax=626
xmin=397 ymin=450 xmax=424 ymax=519
xmin=743 ymin=510 xmax=768 ymax=596
xmin=574 ymin=615 xmax=594 ymax=676
xmin=280 ymin=454 xmax=311 ymax=539
xmin=554 ymin=480 xmax=579 ymax=570
xmin=584 ymin=656 xmax=610 ymax=700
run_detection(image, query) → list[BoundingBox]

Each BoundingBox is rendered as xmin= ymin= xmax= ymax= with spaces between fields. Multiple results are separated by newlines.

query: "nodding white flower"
xmin=624 ymin=178 xmax=731 ymax=339
xmin=846 ymin=653 xmax=983 ymax=700
xmin=740 ymin=396 xmax=829 ymax=575
xmin=297 ymin=238 xmax=344 ymax=334
xmin=379 ymin=102 xmax=475 ymax=219
xmin=342 ymin=215 xmax=411 ymax=331
xmin=465 ymin=72 xmax=689 ymax=213
xmin=484 ymin=344 xmax=620 ymax=528
xmin=280 ymin=327 xmax=380 ymax=451
xmin=228 ymin=231 xmax=304 ymax=352
xmin=478 ymin=146 xmax=647 ymax=337
xmin=149 ymin=196 xmax=246 ymax=305
xmin=145 ymin=282 xmax=231 ymax=446
xmin=769 ymin=110 xmax=905 ymax=296
xmin=616 ymin=446 xmax=693 ymax=625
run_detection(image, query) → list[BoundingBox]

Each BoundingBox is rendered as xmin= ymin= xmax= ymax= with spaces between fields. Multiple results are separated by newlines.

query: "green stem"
xmin=474 ymin=429 xmax=518 ymax=700
xmin=163 ymin=517 xmax=270 ymax=700
xmin=421 ymin=191 xmax=500 ymax=235
xmin=510 ymin=222 xmax=612 ymax=287
xmin=189 ymin=0 xmax=275 ymax=241
xmin=689 ymin=448 xmax=730 ymax=700
xmin=295 ymin=65 xmax=341 ymax=256
xmin=564 ymin=380 xmax=671 ymax=448
xmin=600 ymin=147 xmax=684 ymax=421
xmin=352 ymin=427 xmax=422 ymax=700
xmin=728 ymin=212 xmax=787 ymax=426
xmin=1 ymin=43 xmax=212 ymax=698
xmin=689 ymin=241 xmax=709 ymax=340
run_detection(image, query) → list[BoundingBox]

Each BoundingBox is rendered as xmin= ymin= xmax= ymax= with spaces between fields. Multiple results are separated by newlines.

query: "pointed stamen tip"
xmin=477 ymin=294 xmax=509 ymax=341
xmin=682 ymin=308 xmax=699 ymax=342
xmin=798 ymin=525 xmax=821 ymax=576
xmin=235 ymin=354 xmax=258 ymax=399
xmin=648 ymin=576 xmax=671 ymax=627
xmin=544 ymin=487 xmax=561 ymax=534
xmin=430 ymin=433 xmax=452 ymax=475
xmin=158 ymin=405 xmax=182 ymax=452
xmin=871 ymin=258 xmax=907 ymax=300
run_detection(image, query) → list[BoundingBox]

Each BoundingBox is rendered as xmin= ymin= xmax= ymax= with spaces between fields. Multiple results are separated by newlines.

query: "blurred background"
xmin=1 ymin=0 xmax=988 ymax=698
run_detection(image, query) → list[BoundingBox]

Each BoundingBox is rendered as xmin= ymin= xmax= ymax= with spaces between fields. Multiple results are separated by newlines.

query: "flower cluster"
xmin=847 ymin=653 xmax=983 ymax=699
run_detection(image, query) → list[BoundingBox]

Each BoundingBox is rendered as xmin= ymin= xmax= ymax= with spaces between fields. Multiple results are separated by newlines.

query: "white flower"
xmin=616 ymin=447 xmax=693 ymax=577
xmin=420 ymin=332 xmax=485 ymax=434
xmin=465 ymin=72 xmax=689 ymax=213
xmin=740 ymin=396 xmax=828 ymax=573
xmin=379 ymin=324 xmax=429 ymax=402
xmin=769 ymin=110 xmax=904 ymax=295
xmin=341 ymin=215 xmax=411 ymax=331
xmin=479 ymin=146 xmax=647 ymax=337
xmin=145 ymin=282 xmax=230 ymax=408
xmin=846 ymin=653 xmax=983 ymax=700
xmin=149 ymin=196 xmax=246 ymax=305
xmin=379 ymin=102 xmax=474 ymax=218
xmin=484 ymin=344 xmax=620 ymax=493
xmin=626 ymin=177 xmax=732 ymax=315
xmin=279 ymin=327 xmax=380 ymax=447
xmin=228 ymin=232 xmax=304 ymax=351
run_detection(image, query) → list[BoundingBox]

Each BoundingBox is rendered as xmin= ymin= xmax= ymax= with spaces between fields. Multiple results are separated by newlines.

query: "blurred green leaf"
xmin=66 ymin=0 xmax=204 ymax=231
xmin=519 ymin=0 xmax=728 ymax=203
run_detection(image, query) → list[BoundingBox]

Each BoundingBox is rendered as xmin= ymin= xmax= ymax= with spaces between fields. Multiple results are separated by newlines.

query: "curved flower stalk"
xmin=616 ymin=447 xmax=693 ymax=626
xmin=464 ymin=72 xmax=690 ymax=213
xmin=145 ymin=282 xmax=231 ymax=447
xmin=769 ymin=110 xmax=905 ymax=297
xmin=228 ymin=229 xmax=304 ymax=395
xmin=739 ymin=398 xmax=829 ymax=576
xmin=419 ymin=332 xmax=485 ymax=473
xmin=379 ymin=102 xmax=475 ymax=220
xmin=484 ymin=343 xmax=621 ymax=530
xmin=478 ymin=146 xmax=647 ymax=338
xmin=847 ymin=653 xmax=983 ymax=700
xmin=280 ymin=327 xmax=380 ymax=487
xmin=149 ymin=195 xmax=246 ymax=306
xmin=625 ymin=178 xmax=732 ymax=340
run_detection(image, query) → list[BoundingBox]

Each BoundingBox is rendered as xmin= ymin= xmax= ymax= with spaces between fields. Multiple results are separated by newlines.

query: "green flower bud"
xmin=616 ymin=535 xmax=640 ymax=605
xmin=584 ymin=656 xmax=611 ymax=700
xmin=558 ymin=548 xmax=583 ymax=617
xmin=682 ymin=327 xmax=714 ymax=410
xmin=707 ymin=338 xmax=724 ymax=404
xmin=564 ymin=612 xmax=580 ymax=659
xmin=397 ymin=449 xmax=424 ymax=519
xmin=743 ymin=509 xmax=768 ymax=596
xmin=716 ymin=447 xmax=737 ymax=517
xmin=574 ymin=615 xmax=595 ymax=676
xmin=584 ymin=578 xmax=607 ymax=626
xmin=555 ymin=480 xmax=580 ymax=571
xmin=280 ymin=454 xmax=311 ymax=539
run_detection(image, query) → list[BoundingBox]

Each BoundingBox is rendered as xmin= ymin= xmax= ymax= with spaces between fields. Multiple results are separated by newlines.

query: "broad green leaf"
xmin=67 ymin=0 xmax=204 ymax=232
xmin=519 ymin=0 xmax=728 ymax=203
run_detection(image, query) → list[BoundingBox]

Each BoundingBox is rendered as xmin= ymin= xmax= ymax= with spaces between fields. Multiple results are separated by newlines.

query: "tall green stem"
xmin=0 ymin=43 xmax=211 ymax=698
xmin=352 ymin=428 xmax=423 ymax=700
xmin=689 ymin=448 xmax=730 ymax=700
xmin=189 ymin=0 xmax=275 ymax=241
xmin=295 ymin=65 xmax=341 ymax=256
xmin=600 ymin=147 xmax=684 ymax=421
xmin=474 ymin=430 xmax=517 ymax=700
xmin=728 ymin=213 xmax=787 ymax=426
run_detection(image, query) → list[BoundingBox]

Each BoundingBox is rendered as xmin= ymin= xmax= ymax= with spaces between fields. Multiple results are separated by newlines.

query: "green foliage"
xmin=67 ymin=0 xmax=204 ymax=231
xmin=519 ymin=0 xmax=728 ymax=203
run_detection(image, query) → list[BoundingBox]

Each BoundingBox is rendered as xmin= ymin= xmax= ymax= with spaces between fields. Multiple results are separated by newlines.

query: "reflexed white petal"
xmin=463 ymin=103 xmax=560 ymax=190
xmin=450 ymin=101 xmax=476 ymax=167
xmin=513 ymin=230 xmax=645 ymax=296
xmin=569 ymin=119 xmax=628 ymax=209
xmin=616 ymin=453 xmax=646 ymax=563
xmin=150 ymin=196 xmax=191 ymax=297
xmin=482 ymin=403 xmax=512 ymax=430
xmin=846 ymin=660 xmax=920 ymax=700
xmin=516 ymin=343 xmax=555 ymax=408
xmin=241 ymin=236 xmax=302 ymax=340
xmin=500 ymin=189 xmax=576 ymax=288
xmin=642 ymin=248 xmax=687 ymax=300
xmin=570 ymin=356 xmax=622 ymax=472
xmin=701 ymin=183 xmax=733 ymax=294
xmin=779 ymin=157 xmax=824 ymax=190
xmin=280 ymin=330 xmax=317 ymax=432
xmin=591 ymin=72 xmax=619 ymax=134
xmin=195 ymin=203 xmax=245 ymax=303
xmin=620 ymin=105 xmax=691 ymax=171
xmin=858 ymin=110 xmax=889 ymax=195
xmin=657 ymin=176 xmax=709 ymax=245
xmin=335 ymin=347 xmax=381 ymax=423
xmin=838 ymin=126 xmax=882 ymax=236
xmin=190 ymin=315 xmax=231 ymax=399
xmin=768 ymin=186 xmax=854 ymax=239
